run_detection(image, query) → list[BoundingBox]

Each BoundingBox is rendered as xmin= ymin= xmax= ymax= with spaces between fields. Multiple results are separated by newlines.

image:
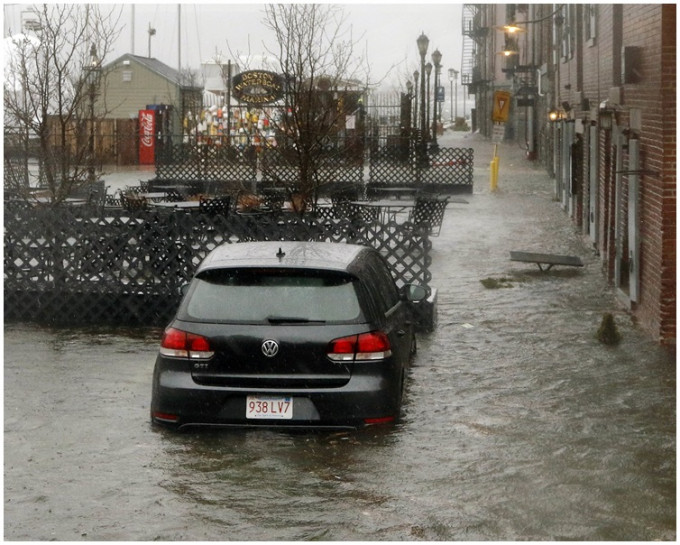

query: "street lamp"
xmin=405 ymin=80 xmax=413 ymax=136
xmin=431 ymin=49 xmax=442 ymax=150
xmin=416 ymin=32 xmax=429 ymax=168
xmin=86 ymin=44 xmax=101 ymax=184
xmin=416 ymin=32 xmax=429 ymax=140
xmin=425 ymin=61 xmax=432 ymax=140
xmin=413 ymin=70 xmax=419 ymax=131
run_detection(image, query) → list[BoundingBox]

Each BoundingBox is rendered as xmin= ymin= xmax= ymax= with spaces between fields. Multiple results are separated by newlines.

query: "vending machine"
xmin=138 ymin=104 xmax=173 ymax=165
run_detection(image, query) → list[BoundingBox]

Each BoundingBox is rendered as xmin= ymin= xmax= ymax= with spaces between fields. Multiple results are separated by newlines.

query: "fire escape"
xmin=462 ymin=4 xmax=492 ymax=133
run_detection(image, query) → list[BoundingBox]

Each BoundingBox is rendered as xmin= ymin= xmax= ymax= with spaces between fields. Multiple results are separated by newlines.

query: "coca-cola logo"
xmin=140 ymin=112 xmax=154 ymax=147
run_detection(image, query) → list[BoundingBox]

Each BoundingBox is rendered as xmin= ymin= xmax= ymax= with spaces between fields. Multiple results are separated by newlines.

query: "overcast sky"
xmin=113 ymin=3 xmax=465 ymax=89
xmin=4 ymin=2 xmax=470 ymax=109
xmin=4 ymin=3 xmax=464 ymax=87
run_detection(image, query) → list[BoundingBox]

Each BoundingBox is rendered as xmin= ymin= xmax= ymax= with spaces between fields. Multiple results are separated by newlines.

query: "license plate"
xmin=246 ymin=396 xmax=293 ymax=419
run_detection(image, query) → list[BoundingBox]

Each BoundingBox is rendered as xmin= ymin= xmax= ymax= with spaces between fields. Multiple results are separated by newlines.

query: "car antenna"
xmin=276 ymin=247 xmax=286 ymax=260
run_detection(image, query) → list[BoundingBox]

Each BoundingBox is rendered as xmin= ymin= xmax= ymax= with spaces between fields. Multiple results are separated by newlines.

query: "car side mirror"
xmin=179 ymin=283 xmax=190 ymax=297
xmin=403 ymin=283 xmax=428 ymax=303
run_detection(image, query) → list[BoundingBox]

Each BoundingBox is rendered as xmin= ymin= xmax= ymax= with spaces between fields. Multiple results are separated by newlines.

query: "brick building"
xmin=464 ymin=4 xmax=676 ymax=343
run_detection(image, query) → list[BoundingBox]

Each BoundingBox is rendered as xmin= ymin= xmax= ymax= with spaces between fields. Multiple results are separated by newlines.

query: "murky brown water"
xmin=4 ymin=134 xmax=675 ymax=540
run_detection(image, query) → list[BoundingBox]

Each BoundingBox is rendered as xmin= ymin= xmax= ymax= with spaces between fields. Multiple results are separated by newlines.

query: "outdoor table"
xmin=30 ymin=196 xmax=88 ymax=206
xmin=373 ymin=187 xmax=420 ymax=200
xmin=149 ymin=200 xmax=201 ymax=210
xmin=137 ymin=192 xmax=168 ymax=202
xmin=151 ymin=184 xmax=193 ymax=194
xmin=349 ymin=199 xmax=416 ymax=223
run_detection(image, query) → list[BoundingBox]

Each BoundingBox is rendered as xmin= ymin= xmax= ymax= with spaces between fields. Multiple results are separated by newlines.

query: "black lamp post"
xmin=425 ymin=61 xmax=432 ymax=141
xmin=416 ymin=32 xmax=429 ymax=169
xmin=86 ymin=44 xmax=101 ymax=184
xmin=413 ymin=70 xmax=419 ymax=131
xmin=406 ymin=80 xmax=413 ymax=133
xmin=416 ymin=33 xmax=429 ymax=140
xmin=430 ymin=49 xmax=442 ymax=150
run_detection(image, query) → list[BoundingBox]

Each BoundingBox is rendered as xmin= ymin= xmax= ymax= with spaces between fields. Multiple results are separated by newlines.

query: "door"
xmin=588 ymin=124 xmax=599 ymax=243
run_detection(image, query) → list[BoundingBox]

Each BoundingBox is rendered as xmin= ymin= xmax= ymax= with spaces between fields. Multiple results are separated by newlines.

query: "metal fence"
xmin=4 ymin=203 xmax=432 ymax=327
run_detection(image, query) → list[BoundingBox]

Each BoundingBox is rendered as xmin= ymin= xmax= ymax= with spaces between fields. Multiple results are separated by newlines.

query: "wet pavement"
xmin=4 ymin=131 xmax=675 ymax=540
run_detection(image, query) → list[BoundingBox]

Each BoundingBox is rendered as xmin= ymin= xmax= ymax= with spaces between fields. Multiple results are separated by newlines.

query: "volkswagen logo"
xmin=261 ymin=339 xmax=279 ymax=358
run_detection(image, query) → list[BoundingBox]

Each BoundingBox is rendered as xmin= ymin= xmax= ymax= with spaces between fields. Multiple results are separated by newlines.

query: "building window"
xmin=560 ymin=4 xmax=576 ymax=61
xmin=122 ymin=70 xmax=132 ymax=82
xmin=585 ymin=5 xmax=597 ymax=46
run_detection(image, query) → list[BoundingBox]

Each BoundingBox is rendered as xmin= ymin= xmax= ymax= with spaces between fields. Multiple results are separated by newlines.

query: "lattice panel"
xmin=5 ymin=205 xmax=431 ymax=326
xmin=260 ymin=148 xmax=364 ymax=185
xmin=367 ymin=144 xmax=474 ymax=193
xmin=155 ymin=144 xmax=257 ymax=182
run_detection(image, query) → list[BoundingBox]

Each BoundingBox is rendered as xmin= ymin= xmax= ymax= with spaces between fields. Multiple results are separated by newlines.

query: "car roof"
xmin=197 ymin=241 xmax=371 ymax=274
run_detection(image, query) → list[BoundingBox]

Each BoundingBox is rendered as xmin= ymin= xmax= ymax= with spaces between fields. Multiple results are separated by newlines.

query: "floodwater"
xmin=4 ymin=133 xmax=675 ymax=540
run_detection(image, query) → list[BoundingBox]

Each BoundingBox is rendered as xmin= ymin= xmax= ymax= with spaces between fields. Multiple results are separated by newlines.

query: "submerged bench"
xmin=510 ymin=251 xmax=584 ymax=272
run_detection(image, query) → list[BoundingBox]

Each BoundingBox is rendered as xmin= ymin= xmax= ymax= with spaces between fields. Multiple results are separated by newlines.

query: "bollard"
xmin=490 ymin=145 xmax=499 ymax=192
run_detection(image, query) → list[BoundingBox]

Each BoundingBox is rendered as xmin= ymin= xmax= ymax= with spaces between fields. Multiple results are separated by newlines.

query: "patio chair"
xmin=199 ymin=195 xmax=231 ymax=217
xmin=121 ymin=193 xmax=148 ymax=211
xmin=408 ymin=194 xmax=449 ymax=236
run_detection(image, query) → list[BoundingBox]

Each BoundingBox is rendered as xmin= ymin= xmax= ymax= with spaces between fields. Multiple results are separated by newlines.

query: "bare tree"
xmin=3 ymin=4 xmax=122 ymax=204
xmin=261 ymin=4 xmax=368 ymax=211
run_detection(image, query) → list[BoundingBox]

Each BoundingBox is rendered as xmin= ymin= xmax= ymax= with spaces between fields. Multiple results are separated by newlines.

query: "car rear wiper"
xmin=266 ymin=315 xmax=326 ymax=324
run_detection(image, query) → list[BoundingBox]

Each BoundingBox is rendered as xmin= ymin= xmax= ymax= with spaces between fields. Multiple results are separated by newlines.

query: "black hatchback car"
xmin=151 ymin=241 xmax=426 ymax=430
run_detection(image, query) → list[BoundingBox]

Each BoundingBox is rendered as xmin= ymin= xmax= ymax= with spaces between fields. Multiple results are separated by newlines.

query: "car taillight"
xmin=327 ymin=331 xmax=392 ymax=362
xmin=160 ymin=327 xmax=214 ymax=360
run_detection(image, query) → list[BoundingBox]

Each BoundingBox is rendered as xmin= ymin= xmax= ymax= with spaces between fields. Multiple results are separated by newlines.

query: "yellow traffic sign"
xmin=492 ymin=91 xmax=511 ymax=122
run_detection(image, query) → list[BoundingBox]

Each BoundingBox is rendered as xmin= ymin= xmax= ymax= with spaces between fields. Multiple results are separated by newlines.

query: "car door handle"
xmin=396 ymin=329 xmax=406 ymax=337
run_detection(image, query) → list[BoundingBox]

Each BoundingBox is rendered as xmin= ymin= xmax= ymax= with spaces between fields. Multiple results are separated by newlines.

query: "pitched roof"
xmin=104 ymin=53 xmax=202 ymax=90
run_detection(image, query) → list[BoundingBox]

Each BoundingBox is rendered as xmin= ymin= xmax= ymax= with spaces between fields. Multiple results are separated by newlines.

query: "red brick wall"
xmin=620 ymin=5 xmax=675 ymax=342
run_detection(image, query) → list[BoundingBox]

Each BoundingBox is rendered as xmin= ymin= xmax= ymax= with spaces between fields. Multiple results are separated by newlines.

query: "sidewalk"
xmin=423 ymin=127 xmax=673 ymax=357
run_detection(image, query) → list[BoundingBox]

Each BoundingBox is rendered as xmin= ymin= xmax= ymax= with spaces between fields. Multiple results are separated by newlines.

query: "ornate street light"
xmin=416 ymin=32 xmax=429 ymax=139
xmin=416 ymin=32 xmax=429 ymax=169
xmin=86 ymin=44 xmax=101 ymax=184
xmin=413 ymin=70 xmax=419 ymax=131
xmin=425 ymin=61 xmax=432 ymax=141
xmin=430 ymin=49 xmax=442 ymax=150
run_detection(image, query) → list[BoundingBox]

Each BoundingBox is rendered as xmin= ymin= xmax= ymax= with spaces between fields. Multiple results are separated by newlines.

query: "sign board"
xmin=138 ymin=109 xmax=155 ymax=165
xmin=492 ymin=122 xmax=505 ymax=143
xmin=436 ymin=85 xmax=445 ymax=102
xmin=232 ymin=70 xmax=284 ymax=105
xmin=492 ymin=90 xmax=511 ymax=122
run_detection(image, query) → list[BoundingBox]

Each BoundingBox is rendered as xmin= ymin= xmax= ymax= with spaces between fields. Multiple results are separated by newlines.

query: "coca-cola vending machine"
xmin=138 ymin=104 xmax=172 ymax=165
xmin=138 ymin=109 xmax=155 ymax=164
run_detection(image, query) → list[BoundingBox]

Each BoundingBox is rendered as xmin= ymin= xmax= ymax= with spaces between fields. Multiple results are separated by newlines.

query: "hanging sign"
xmin=232 ymin=70 xmax=284 ymax=105
xmin=492 ymin=90 xmax=512 ymax=122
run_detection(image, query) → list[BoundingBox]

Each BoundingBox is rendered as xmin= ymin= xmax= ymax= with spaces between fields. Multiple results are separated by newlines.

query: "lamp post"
xmin=430 ymin=49 xmax=441 ymax=150
xmin=86 ymin=44 xmax=101 ymax=184
xmin=416 ymin=32 xmax=429 ymax=168
xmin=425 ymin=61 xmax=432 ymax=141
xmin=405 ymin=80 xmax=413 ymax=135
xmin=417 ymin=33 xmax=429 ymax=137
xmin=413 ymin=70 xmax=419 ymax=132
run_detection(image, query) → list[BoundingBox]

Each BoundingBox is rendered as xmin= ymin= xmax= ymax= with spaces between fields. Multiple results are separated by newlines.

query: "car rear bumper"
xmin=151 ymin=357 xmax=402 ymax=430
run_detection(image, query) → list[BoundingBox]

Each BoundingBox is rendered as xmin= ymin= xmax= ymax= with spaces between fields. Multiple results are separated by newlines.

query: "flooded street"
xmin=4 ymin=133 xmax=675 ymax=540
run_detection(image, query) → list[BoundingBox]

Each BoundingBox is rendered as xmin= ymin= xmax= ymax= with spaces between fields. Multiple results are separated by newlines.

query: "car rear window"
xmin=180 ymin=268 xmax=363 ymax=323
